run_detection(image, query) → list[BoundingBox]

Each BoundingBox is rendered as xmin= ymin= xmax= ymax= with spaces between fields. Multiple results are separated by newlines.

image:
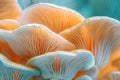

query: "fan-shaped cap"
xmin=60 ymin=17 xmax=120 ymax=69
xmin=19 ymin=3 xmax=85 ymax=33
xmin=27 ymin=50 xmax=95 ymax=80
xmin=0 ymin=54 xmax=39 ymax=80
xmin=0 ymin=24 xmax=75 ymax=63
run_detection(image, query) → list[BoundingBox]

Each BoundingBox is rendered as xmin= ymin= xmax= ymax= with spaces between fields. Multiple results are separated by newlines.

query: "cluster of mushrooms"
xmin=0 ymin=0 xmax=120 ymax=80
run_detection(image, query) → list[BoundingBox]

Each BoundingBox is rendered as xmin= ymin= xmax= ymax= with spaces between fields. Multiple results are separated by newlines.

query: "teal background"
xmin=17 ymin=0 xmax=120 ymax=20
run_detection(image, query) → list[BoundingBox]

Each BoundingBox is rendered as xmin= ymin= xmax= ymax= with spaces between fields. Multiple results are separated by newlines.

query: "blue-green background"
xmin=17 ymin=0 xmax=120 ymax=20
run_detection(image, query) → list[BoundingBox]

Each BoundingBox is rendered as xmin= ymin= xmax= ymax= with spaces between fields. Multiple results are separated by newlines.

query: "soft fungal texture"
xmin=60 ymin=17 xmax=120 ymax=69
xmin=27 ymin=50 xmax=95 ymax=80
xmin=0 ymin=34 xmax=21 ymax=62
xmin=98 ymin=49 xmax=120 ymax=80
xmin=31 ymin=75 xmax=44 ymax=80
xmin=85 ymin=66 xmax=98 ymax=79
xmin=60 ymin=17 xmax=120 ymax=80
xmin=19 ymin=3 xmax=85 ymax=33
xmin=73 ymin=50 xmax=98 ymax=79
xmin=111 ymin=48 xmax=120 ymax=70
xmin=109 ymin=72 xmax=120 ymax=80
xmin=0 ymin=0 xmax=21 ymax=20
xmin=112 ymin=57 xmax=120 ymax=68
xmin=0 ymin=19 xmax=19 ymax=30
xmin=0 ymin=24 xmax=75 ymax=63
xmin=76 ymin=75 xmax=93 ymax=80
xmin=0 ymin=54 xmax=39 ymax=80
